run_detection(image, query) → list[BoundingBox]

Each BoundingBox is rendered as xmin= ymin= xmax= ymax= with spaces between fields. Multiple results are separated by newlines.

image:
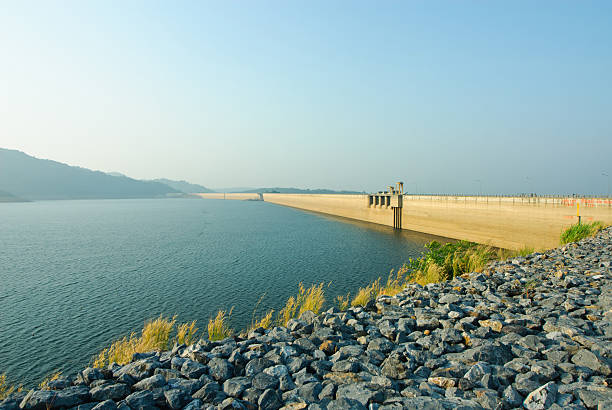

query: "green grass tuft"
xmin=560 ymin=221 xmax=605 ymax=245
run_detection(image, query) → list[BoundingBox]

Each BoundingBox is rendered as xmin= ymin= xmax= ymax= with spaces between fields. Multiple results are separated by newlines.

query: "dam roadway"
xmin=196 ymin=193 xmax=612 ymax=250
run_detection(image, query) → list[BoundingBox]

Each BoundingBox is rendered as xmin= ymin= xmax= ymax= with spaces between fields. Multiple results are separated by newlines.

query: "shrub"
xmin=560 ymin=221 xmax=605 ymax=244
xmin=207 ymin=309 xmax=234 ymax=341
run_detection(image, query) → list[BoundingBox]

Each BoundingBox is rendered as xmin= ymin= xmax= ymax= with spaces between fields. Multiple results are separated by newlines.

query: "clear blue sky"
xmin=1 ymin=1 xmax=610 ymax=194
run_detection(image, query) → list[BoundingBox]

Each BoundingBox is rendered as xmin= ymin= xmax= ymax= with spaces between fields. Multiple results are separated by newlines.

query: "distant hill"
xmin=0 ymin=189 xmax=27 ymax=202
xmin=0 ymin=148 xmax=180 ymax=200
xmin=236 ymin=187 xmax=364 ymax=194
xmin=152 ymin=178 xmax=214 ymax=193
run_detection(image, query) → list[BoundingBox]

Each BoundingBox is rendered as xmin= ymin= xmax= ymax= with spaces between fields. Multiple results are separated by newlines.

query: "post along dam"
xmin=197 ymin=184 xmax=612 ymax=250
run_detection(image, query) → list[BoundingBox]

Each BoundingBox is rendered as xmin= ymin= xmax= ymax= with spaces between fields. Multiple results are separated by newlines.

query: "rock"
xmin=124 ymin=390 xmax=157 ymax=410
xmin=192 ymin=382 xmax=221 ymax=401
xmin=258 ymin=389 xmax=282 ymax=410
xmin=326 ymin=398 xmax=366 ymax=410
xmin=263 ymin=365 xmax=289 ymax=378
xmin=90 ymin=383 xmax=130 ymax=401
xmin=91 ymin=400 xmax=117 ymax=410
xmin=208 ymin=358 xmax=234 ymax=381
xmin=181 ymin=359 xmax=207 ymax=379
xmin=133 ymin=374 xmax=166 ymax=390
xmin=571 ymin=349 xmax=611 ymax=375
xmin=523 ymin=382 xmax=557 ymax=410
xmin=244 ymin=358 xmax=273 ymax=377
xmin=20 ymin=386 xmax=90 ymax=410
xmin=164 ymin=388 xmax=190 ymax=409
xmin=298 ymin=382 xmax=322 ymax=402
xmin=222 ymin=377 xmax=250 ymax=397
xmin=252 ymin=372 xmax=278 ymax=390
xmin=335 ymin=383 xmax=383 ymax=406
xmin=81 ymin=368 xmax=105 ymax=384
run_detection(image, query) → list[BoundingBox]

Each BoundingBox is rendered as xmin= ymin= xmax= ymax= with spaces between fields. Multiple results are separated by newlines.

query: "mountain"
xmin=0 ymin=189 xmax=27 ymax=202
xmin=152 ymin=178 xmax=214 ymax=193
xmin=236 ymin=187 xmax=364 ymax=194
xmin=0 ymin=148 xmax=180 ymax=200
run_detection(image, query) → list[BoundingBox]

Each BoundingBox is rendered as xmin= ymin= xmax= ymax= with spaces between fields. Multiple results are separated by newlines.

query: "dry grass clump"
xmin=277 ymin=282 xmax=326 ymax=326
xmin=176 ymin=320 xmax=198 ymax=345
xmin=336 ymin=293 xmax=351 ymax=310
xmin=93 ymin=315 xmax=178 ymax=368
xmin=413 ymin=262 xmax=445 ymax=286
xmin=38 ymin=371 xmax=62 ymax=390
xmin=351 ymin=278 xmax=381 ymax=307
xmin=0 ymin=374 xmax=21 ymax=400
xmin=207 ymin=308 xmax=234 ymax=341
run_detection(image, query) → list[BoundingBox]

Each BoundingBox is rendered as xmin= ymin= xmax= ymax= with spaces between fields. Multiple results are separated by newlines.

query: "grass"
xmin=93 ymin=315 xmax=194 ymax=368
xmin=277 ymin=282 xmax=326 ymax=326
xmin=0 ymin=374 xmax=21 ymax=400
xmin=38 ymin=371 xmax=62 ymax=390
xmin=176 ymin=320 xmax=198 ymax=345
xmin=336 ymin=293 xmax=351 ymax=310
xmin=497 ymin=246 xmax=535 ymax=259
xmin=207 ymin=308 xmax=234 ymax=341
xmin=560 ymin=221 xmax=605 ymax=245
xmin=405 ymin=240 xmax=493 ymax=284
xmin=351 ymin=278 xmax=380 ymax=307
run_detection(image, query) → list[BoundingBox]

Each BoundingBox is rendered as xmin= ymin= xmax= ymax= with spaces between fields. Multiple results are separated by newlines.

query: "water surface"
xmin=0 ymin=198 xmax=448 ymax=386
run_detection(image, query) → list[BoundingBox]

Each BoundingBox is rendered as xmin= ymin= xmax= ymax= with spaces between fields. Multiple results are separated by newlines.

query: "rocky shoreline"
xmin=3 ymin=228 xmax=612 ymax=410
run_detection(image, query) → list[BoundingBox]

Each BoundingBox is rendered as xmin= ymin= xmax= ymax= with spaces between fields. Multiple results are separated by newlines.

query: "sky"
xmin=1 ymin=1 xmax=611 ymax=195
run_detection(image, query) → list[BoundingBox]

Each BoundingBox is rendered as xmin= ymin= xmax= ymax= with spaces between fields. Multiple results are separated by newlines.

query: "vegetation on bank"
xmin=0 ymin=373 xmax=21 ymax=400
xmin=88 ymin=239 xmax=547 ymax=369
xmin=560 ymin=221 xmax=605 ymax=245
xmin=15 ymin=228 xmax=604 ymax=387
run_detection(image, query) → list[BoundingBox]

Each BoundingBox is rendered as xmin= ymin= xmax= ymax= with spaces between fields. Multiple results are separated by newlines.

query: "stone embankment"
xmin=3 ymin=229 xmax=612 ymax=410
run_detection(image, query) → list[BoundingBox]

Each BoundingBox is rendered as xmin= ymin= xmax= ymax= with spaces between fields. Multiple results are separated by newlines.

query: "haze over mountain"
xmin=236 ymin=187 xmax=363 ymax=194
xmin=151 ymin=178 xmax=214 ymax=194
xmin=0 ymin=148 xmax=181 ymax=200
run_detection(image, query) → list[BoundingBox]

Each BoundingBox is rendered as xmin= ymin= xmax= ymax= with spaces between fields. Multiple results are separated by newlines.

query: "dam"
xmin=197 ymin=189 xmax=612 ymax=250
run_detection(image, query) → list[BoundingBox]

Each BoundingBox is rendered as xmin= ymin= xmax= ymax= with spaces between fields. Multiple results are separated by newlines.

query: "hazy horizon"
xmin=1 ymin=1 xmax=611 ymax=195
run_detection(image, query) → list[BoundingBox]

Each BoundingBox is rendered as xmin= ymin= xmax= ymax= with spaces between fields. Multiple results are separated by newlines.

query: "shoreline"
xmin=3 ymin=227 xmax=611 ymax=409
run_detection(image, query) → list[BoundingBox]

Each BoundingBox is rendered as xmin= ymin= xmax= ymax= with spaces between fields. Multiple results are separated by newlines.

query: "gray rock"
xmin=523 ymin=382 xmax=557 ymax=410
xmin=90 ymin=383 xmax=130 ymax=401
xmin=252 ymin=372 xmax=278 ymax=390
xmin=91 ymin=400 xmax=116 ymax=410
xmin=571 ymin=349 xmax=611 ymax=376
xmin=335 ymin=383 xmax=384 ymax=406
xmin=164 ymin=388 xmax=190 ymax=410
xmin=124 ymin=390 xmax=157 ymax=410
xmin=181 ymin=359 xmax=207 ymax=379
xmin=263 ymin=365 xmax=289 ymax=378
xmin=298 ymin=382 xmax=322 ymax=402
xmin=244 ymin=358 xmax=273 ymax=377
xmin=208 ymin=358 xmax=234 ymax=382
xmin=20 ymin=386 xmax=90 ymax=410
xmin=257 ymin=389 xmax=282 ymax=410
xmin=133 ymin=374 xmax=166 ymax=390
xmin=222 ymin=377 xmax=250 ymax=398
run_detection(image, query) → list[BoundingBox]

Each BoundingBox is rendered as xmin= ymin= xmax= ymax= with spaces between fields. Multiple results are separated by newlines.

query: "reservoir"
xmin=0 ymin=198 xmax=447 ymax=386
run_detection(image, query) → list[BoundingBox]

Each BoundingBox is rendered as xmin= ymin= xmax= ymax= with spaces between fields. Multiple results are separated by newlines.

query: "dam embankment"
xmin=7 ymin=228 xmax=612 ymax=409
xmin=197 ymin=193 xmax=612 ymax=250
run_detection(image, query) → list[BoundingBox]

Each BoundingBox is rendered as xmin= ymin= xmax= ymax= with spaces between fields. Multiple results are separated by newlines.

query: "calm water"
xmin=0 ymin=198 xmax=448 ymax=386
